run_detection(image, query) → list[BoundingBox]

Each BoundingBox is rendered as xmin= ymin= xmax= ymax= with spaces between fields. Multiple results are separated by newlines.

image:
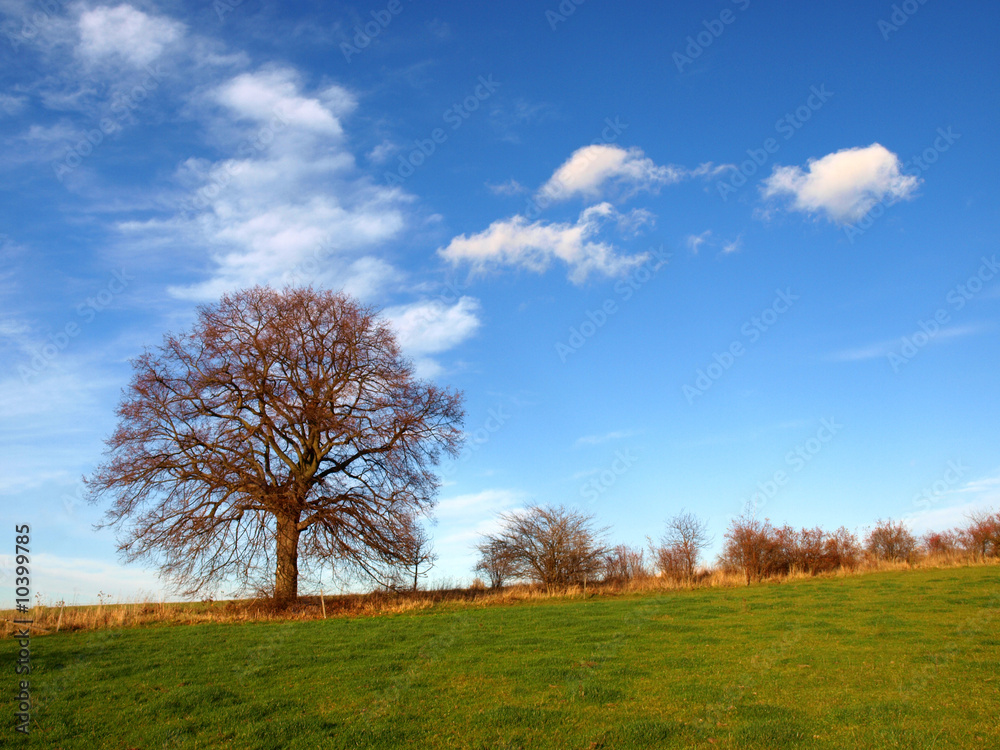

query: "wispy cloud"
xmin=435 ymin=488 xmax=523 ymax=519
xmin=686 ymin=230 xmax=742 ymax=257
xmin=103 ymin=64 xmax=414 ymax=302
xmin=574 ymin=430 xmax=633 ymax=447
xmin=486 ymin=178 xmax=527 ymax=196
xmin=721 ymin=235 xmax=743 ymax=254
xmin=687 ymin=230 xmax=712 ymax=254
xmin=488 ymin=97 xmax=558 ymax=144
xmin=901 ymin=471 xmax=1000 ymax=533
xmin=828 ymin=324 xmax=987 ymax=362
xmin=8 ymin=553 xmax=168 ymax=605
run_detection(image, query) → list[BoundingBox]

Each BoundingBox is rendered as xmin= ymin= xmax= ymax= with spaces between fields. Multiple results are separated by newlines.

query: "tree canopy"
xmin=86 ymin=286 xmax=464 ymax=601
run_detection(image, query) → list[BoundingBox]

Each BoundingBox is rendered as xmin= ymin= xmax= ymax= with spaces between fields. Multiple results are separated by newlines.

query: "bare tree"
xmin=85 ymin=286 xmax=464 ymax=603
xmin=479 ymin=505 xmax=609 ymax=591
xmin=602 ymin=544 xmax=648 ymax=584
xmin=659 ymin=510 xmax=712 ymax=582
xmin=473 ymin=537 xmax=517 ymax=590
xmin=400 ymin=522 xmax=438 ymax=592
xmin=865 ymin=519 xmax=917 ymax=562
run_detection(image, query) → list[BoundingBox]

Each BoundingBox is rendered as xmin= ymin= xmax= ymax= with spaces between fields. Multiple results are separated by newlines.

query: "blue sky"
xmin=2 ymin=0 xmax=998 ymax=604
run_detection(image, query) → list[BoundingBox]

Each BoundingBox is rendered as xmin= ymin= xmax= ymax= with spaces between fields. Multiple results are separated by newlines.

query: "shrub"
xmin=652 ymin=544 xmax=689 ymax=582
xmin=865 ymin=519 xmax=917 ymax=562
xmin=922 ymin=530 xmax=961 ymax=556
xmin=960 ymin=510 xmax=1000 ymax=559
xmin=721 ymin=515 xmax=862 ymax=582
xmin=602 ymin=545 xmax=649 ymax=584
xmin=720 ymin=512 xmax=779 ymax=584
xmin=825 ymin=526 xmax=862 ymax=570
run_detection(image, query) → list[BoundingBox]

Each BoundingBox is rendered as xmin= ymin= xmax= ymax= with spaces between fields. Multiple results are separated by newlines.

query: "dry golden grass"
xmin=4 ymin=553 xmax=996 ymax=639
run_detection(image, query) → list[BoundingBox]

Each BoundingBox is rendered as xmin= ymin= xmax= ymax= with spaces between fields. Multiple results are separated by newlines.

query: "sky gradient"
xmin=2 ymin=0 xmax=998 ymax=604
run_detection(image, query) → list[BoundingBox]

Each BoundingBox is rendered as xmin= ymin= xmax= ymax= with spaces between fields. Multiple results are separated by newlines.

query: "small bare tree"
xmin=474 ymin=537 xmax=517 ymax=590
xmin=479 ymin=505 xmax=609 ymax=591
xmin=85 ymin=286 xmax=464 ymax=603
xmin=865 ymin=519 xmax=917 ymax=562
xmin=659 ymin=510 xmax=712 ymax=582
xmin=400 ymin=523 xmax=438 ymax=592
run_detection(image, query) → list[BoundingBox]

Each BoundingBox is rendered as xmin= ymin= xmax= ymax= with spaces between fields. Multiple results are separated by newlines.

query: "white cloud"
xmin=77 ymin=4 xmax=185 ymax=67
xmin=213 ymin=67 xmax=352 ymax=135
xmin=439 ymin=203 xmax=651 ymax=283
xmin=113 ymin=68 xmax=410 ymax=301
xmin=386 ymin=297 xmax=481 ymax=355
xmin=574 ymin=430 xmax=633 ymax=447
xmin=538 ymin=144 xmax=728 ymax=203
xmin=761 ymin=143 xmax=920 ymax=223
xmin=367 ymin=139 xmax=396 ymax=164
xmin=384 ymin=296 xmax=481 ymax=376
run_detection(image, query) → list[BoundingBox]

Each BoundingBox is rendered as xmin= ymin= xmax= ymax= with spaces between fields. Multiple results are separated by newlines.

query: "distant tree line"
xmin=473 ymin=504 xmax=1000 ymax=589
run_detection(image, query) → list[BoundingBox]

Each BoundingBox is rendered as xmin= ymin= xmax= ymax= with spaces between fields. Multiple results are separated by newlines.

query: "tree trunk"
xmin=275 ymin=511 xmax=302 ymax=603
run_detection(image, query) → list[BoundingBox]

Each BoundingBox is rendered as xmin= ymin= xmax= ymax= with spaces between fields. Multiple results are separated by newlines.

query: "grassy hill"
xmin=2 ymin=565 xmax=997 ymax=749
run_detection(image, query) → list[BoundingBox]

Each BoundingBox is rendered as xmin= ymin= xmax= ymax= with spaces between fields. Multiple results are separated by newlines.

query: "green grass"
xmin=3 ymin=566 xmax=998 ymax=749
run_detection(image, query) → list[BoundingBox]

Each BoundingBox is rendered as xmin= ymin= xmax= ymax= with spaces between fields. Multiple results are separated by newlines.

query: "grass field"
xmin=2 ymin=566 xmax=998 ymax=749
